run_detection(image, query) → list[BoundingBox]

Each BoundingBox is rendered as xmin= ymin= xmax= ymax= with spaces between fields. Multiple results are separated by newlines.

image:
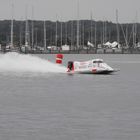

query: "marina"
xmin=0 ymin=0 xmax=140 ymax=139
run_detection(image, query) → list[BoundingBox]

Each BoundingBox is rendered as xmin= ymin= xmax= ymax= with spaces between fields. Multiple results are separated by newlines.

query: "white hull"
xmin=67 ymin=59 xmax=117 ymax=74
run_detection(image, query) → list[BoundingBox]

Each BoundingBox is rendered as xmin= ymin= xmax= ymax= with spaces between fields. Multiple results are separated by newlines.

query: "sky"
xmin=0 ymin=0 xmax=139 ymax=23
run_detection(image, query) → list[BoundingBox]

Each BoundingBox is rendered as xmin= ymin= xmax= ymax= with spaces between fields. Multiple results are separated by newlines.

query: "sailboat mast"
xmin=25 ymin=5 xmax=29 ymax=47
xmin=44 ymin=20 xmax=47 ymax=50
xmin=19 ymin=19 xmax=22 ymax=47
xmin=102 ymin=21 xmax=105 ymax=44
xmin=11 ymin=3 xmax=14 ymax=48
xmin=76 ymin=0 xmax=80 ymax=50
xmin=55 ymin=15 xmax=58 ymax=47
xmin=95 ymin=22 xmax=97 ymax=51
xmin=60 ymin=21 xmax=63 ymax=47
xmin=126 ymin=25 xmax=128 ymax=48
xmin=133 ymin=23 xmax=135 ymax=47
xmin=31 ymin=6 xmax=34 ymax=48
xmin=90 ymin=11 xmax=93 ymax=44
xmin=82 ymin=21 xmax=84 ymax=48
xmin=116 ymin=9 xmax=120 ymax=44
xmin=35 ymin=28 xmax=38 ymax=46
xmin=71 ymin=20 xmax=74 ymax=50
xmin=105 ymin=21 xmax=107 ymax=43
xmin=65 ymin=22 xmax=67 ymax=45
xmin=134 ymin=12 xmax=137 ymax=48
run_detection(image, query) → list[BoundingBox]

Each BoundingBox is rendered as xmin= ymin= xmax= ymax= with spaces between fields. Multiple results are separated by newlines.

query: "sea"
xmin=0 ymin=52 xmax=140 ymax=140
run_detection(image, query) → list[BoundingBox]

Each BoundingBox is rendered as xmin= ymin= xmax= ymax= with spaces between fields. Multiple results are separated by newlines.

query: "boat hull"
xmin=67 ymin=59 xmax=118 ymax=75
xmin=68 ymin=70 xmax=115 ymax=74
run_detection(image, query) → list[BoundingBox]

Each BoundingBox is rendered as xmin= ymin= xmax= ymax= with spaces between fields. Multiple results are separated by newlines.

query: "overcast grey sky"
xmin=0 ymin=0 xmax=139 ymax=23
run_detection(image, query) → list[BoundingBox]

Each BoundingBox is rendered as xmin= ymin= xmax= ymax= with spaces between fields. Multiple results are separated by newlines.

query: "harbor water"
xmin=0 ymin=53 xmax=140 ymax=140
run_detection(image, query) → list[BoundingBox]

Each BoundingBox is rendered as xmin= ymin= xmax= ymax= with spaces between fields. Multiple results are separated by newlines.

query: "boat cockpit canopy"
xmin=93 ymin=59 xmax=103 ymax=63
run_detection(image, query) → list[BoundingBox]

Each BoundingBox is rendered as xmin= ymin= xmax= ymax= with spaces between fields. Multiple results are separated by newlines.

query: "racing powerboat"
xmin=67 ymin=59 xmax=117 ymax=74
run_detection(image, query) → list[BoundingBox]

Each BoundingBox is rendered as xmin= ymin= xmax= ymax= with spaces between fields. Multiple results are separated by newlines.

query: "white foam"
xmin=0 ymin=52 xmax=66 ymax=74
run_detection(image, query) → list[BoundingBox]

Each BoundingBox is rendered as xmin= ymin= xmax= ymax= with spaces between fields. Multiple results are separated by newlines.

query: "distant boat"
xmin=103 ymin=41 xmax=121 ymax=49
xmin=4 ymin=3 xmax=19 ymax=53
xmin=61 ymin=44 xmax=70 ymax=51
xmin=87 ymin=41 xmax=94 ymax=48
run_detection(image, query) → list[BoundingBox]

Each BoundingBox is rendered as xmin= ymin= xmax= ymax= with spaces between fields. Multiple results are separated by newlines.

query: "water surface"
xmin=0 ymin=53 xmax=140 ymax=140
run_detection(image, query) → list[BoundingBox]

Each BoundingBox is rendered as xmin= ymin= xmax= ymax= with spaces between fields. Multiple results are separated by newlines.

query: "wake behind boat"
xmin=67 ymin=59 xmax=117 ymax=74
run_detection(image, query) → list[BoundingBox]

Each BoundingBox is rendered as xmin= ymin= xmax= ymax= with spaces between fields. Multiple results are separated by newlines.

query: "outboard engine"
xmin=67 ymin=61 xmax=74 ymax=71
